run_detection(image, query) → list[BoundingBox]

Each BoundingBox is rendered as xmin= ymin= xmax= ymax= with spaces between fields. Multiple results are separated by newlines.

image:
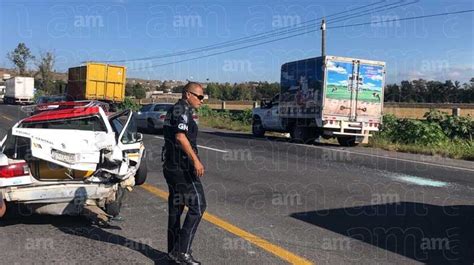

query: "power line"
xmin=129 ymin=9 xmax=474 ymax=70
xmin=326 ymin=0 xmax=419 ymax=25
xmin=131 ymin=28 xmax=320 ymax=70
xmin=327 ymin=9 xmax=474 ymax=29
xmin=100 ymin=1 xmax=393 ymax=63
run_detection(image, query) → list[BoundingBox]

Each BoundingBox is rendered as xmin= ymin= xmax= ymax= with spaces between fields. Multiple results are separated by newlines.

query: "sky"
xmin=0 ymin=0 xmax=473 ymax=84
xmin=326 ymin=61 xmax=384 ymax=91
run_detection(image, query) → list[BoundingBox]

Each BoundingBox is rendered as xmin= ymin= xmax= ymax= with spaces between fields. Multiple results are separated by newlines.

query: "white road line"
xmin=295 ymin=143 xmax=474 ymax=173
xmin=153 ymin=136 xmax=228 ymax=153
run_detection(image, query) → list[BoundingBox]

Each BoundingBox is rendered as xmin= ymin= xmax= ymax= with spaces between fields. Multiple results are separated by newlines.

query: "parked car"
xmin=0 ymin=101 xmax=147 ymax=223
xmin=136 ymin=103 xmax=199 ymax=133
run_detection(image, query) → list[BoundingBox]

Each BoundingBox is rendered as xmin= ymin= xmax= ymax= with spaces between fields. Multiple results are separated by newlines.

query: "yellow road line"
xmin=1 ymin=115 xmax=12 ymax=121
xmin=141 ymin=183 xmax=313 ymax=265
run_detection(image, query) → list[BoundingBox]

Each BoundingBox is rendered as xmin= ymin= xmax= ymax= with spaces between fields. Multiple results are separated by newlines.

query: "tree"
xmin=36 ymin=51 xmax=56 ymax=94
xmin=133 ymin=83 xmax=146 ymax=99
xmin=125 ymin=83 xmax=134 ymax=97
xmin=205 ymin=83 xmax=221 ymax=99
xmin=232 ymin=83 xmax=252 ymax=100
xmin=254 ymin=82 xmax=279 ymax=100
xmin=7 ymin=43 xmax=35 ymax=75
xmin=172 ymin=85 xmax=184 ymax=93
xmin=384 ymin=84 xmax=400 ymax=102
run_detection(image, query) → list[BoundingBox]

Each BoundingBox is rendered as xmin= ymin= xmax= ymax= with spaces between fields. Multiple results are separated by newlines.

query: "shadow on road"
xmin=291 ymin=202 xmax=474 ymax=264
xmin=0 ymin=213 xmax=169 ymax=264
xmin=203 ymin=130 xmax=341 ymax=147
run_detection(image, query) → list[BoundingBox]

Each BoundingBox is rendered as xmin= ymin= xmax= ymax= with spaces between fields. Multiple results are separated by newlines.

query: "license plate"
xmin=51 ymin=149 xmax=76 ymax=164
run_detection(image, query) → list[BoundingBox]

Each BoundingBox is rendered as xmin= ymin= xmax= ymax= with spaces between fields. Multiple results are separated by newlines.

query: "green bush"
xmin=118 ymin=97 xmax=140 ymax=112
xmin=378 ymin=114 xmax=398 ymax=139
xmin=231 ymin=109 xmax=252 ymax=125
xmin=197 ymin=105 xmax=214 ymax=117
xmin=394 ymin=119 xmax=447 ymax=145
xmin=424 ymin=109 xmax=473 ymax=140
xmin=372 ymin=110 xmax=473 ymax=160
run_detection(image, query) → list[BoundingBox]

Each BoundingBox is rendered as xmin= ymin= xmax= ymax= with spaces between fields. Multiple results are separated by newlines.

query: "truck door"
xmin=264 ymin=94 xmax=282 ymax=130
xmin=324 ymin=58 xmax=357 ymax=120
xmin=354 ymin=63 xmax=385 ymax=122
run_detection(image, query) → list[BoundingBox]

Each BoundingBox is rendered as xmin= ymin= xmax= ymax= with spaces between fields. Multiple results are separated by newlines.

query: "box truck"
xmin=3 ymin=77 xmax=35 ymax=104
xmin=67 ymin=62 xmax=126 ymax=103
xmin=252 ymin=55 xmax=386 ymax=146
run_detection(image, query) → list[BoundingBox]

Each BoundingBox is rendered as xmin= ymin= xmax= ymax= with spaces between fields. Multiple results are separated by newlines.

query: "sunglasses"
xmin=188 ymin=91 xmax=204 ymax=101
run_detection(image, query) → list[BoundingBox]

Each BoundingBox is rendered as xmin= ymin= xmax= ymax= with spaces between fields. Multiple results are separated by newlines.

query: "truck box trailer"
xmin=67 ymin=63 xmax=126 ymax=103
xmin=252 ymin=55 xmax=386 ymax=146
xmin=4 ymin=77 xmax=35 ymax=104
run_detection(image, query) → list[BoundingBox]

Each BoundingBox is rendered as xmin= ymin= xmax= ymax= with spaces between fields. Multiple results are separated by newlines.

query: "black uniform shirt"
xmin=163 ymin=99 xmax=198 ymax=167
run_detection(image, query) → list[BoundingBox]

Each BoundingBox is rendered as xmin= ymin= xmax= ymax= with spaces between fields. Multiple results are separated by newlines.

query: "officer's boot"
xmin=177 ymin=252 xmax=201 ymax=265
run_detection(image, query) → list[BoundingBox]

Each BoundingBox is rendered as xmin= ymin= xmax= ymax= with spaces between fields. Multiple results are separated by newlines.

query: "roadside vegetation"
xmin=199 ymin=106 xmax=474 ymax=160
xmin=369 ymin=110 xmax=474 ymax=160
xmin=198 ymin=105 xmax=252 ymax=132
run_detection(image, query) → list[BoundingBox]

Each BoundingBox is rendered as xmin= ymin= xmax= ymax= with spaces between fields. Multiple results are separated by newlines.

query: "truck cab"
xmin=252 ymin=94 xmax=286 ymax=137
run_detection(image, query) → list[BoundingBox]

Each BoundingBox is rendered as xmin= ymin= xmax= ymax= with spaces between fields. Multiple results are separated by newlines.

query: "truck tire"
xmin=134 ymin=156 xmax=148 ymax=186
xmin=291 ymin=126 xmax=312 ymax=143
xmin=252 ymin=117 xmax=265 ymax=137
xmin=337 ymin=136 xmax=359 ymax=147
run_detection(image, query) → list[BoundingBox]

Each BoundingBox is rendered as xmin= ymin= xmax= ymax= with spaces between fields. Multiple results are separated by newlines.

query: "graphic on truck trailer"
xmin=279 ymin=58 xmax=323 ymax=117
xmin=324 ymin=60 xmax=384 ymax=118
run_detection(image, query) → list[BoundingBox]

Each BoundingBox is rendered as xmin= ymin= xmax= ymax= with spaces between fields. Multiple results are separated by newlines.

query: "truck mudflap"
xmin=3 ymin=183 xmax=116 ymax=204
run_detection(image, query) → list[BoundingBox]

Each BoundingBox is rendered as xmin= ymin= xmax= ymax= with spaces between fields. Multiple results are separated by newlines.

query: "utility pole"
xmin=321 ymin=18 xmax=326 ymax=57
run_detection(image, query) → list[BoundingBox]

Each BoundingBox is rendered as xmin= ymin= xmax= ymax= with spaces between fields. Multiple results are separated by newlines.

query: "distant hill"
xmin=0 ymin=67 xmax=174 ymax=90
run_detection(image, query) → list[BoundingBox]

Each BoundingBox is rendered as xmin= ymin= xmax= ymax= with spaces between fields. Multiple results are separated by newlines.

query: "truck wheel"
xmin=337 ymin=136 xmax=359 ymax=147
xmin=291 ymin=126 xmax=311 ymax=143
xmin=134 ymin=156 xmax=148 ymax=186
xmin=252 ymin=118 xmax=265 ymax=137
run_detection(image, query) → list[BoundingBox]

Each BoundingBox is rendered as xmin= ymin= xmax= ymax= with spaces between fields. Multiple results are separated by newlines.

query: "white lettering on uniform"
xmin=178 ymin=123 xmax=188 ymax=131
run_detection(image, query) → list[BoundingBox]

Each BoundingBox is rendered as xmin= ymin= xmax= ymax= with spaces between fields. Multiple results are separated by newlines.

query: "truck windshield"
xmin=20 ymin=116 xmax=107 ymax=132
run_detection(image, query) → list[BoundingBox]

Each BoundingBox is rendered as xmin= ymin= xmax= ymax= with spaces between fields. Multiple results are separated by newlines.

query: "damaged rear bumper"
xmin=2 ymin=183 xmax=116 ymax=204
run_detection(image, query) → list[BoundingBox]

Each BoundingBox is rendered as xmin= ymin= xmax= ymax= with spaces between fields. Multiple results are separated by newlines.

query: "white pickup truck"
xmin=252 ymin=55 xmax=386 ymax=146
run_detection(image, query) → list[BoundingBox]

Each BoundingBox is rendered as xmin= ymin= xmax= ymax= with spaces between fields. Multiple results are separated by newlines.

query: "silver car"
xmin=136 ymin=103 xmax=199 ymax=133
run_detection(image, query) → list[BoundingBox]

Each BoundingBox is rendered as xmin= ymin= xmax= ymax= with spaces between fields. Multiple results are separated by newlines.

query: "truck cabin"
xmin=260 ymin=94 xmax=280 ymax=109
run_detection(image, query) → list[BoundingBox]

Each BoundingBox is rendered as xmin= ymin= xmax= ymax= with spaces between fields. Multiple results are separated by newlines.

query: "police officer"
xmin=162 ymin=82 xmax=206 ymax=265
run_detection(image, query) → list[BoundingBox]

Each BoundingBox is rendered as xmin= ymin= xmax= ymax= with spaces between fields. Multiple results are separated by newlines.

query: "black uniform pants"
xmin=163 ymin=165 xmax=207 ymax=254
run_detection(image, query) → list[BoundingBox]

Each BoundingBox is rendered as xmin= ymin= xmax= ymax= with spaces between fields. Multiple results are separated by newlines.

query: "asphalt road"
xmin=0 ymin=103 xmax=473 ymax=264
